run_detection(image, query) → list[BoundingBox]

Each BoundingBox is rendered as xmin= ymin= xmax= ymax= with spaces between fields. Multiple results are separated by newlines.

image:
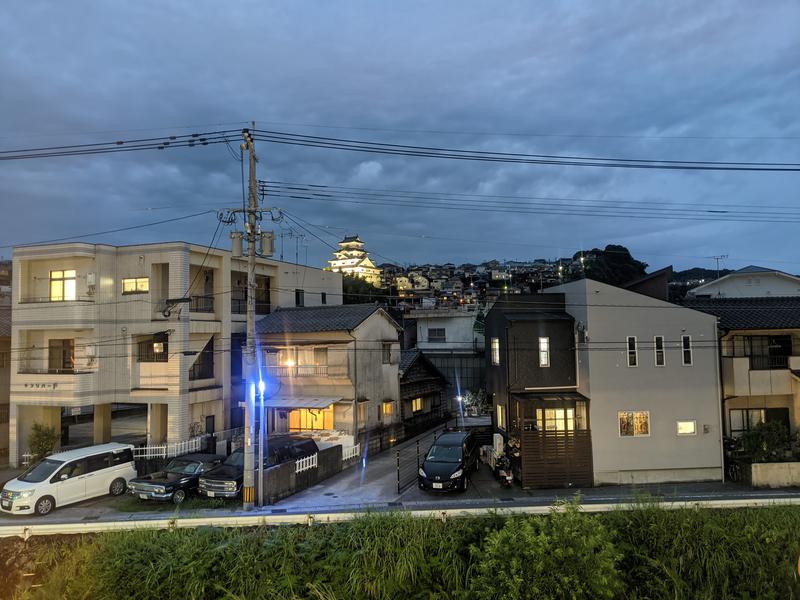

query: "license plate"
xmin=432 ymin=483 xmax=443 ymax=489
xmin=206 ymin=491 xmax=215 ymax=497
xmin=1 ymin=500 xmax=10 ymax=509
xmin=139 ymin=494 xmax=148 ymax=500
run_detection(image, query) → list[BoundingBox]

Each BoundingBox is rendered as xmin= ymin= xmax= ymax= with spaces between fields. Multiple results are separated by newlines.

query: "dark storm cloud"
xmin=1 ymin=1 xmax=798 ymax=272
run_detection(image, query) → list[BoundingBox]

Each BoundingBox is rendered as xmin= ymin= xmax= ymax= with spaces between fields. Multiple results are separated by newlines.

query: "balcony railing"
xmin=264 ymin=365 xmax=329 ymax=377
xmin=18 ymin=296 xmax=94 ymax=304
xmin=17 ymin=368 xmax=93 ymax=375
xmin=231 ymin=298 xmax=271 ymax=315
xmin=750 ymin=355 xmax=790 ymax=370
xmin=190 ymin=295 xmax=214 ymax=313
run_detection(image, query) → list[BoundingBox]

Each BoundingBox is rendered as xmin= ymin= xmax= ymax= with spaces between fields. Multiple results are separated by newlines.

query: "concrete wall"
xmin=549 ymin=279 xmax=724 ymax=485
xmin=413 ymin=309 xmax=483 ymax=352
xmin=261 ymin=445 xmax=344 ymax=504
xmin=751 ymin=462 xmax=800 ymax=488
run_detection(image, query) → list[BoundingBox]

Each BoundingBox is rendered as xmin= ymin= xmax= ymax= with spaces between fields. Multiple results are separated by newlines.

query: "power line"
xmin=251 ymin=130 xmax=800 ymax=172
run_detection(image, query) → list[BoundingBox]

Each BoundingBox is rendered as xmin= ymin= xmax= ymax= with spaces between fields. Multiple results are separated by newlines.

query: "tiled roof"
xmin=256 ymin=303 xmax=389 ymax=334
xmin=399 ymin=349 xmax=421 ymax=374
xmin=682 ymin=296 xmax=800 ymax=331
xmin=0 ymin=306 xmax=10 ymax=337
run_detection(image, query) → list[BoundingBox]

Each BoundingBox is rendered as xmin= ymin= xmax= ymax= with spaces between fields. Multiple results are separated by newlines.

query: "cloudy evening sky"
xmin=1 ymin=1 xmax=798 ymax=272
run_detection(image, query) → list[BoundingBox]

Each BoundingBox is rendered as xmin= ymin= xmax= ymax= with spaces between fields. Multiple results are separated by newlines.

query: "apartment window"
xmin=496 ymin=404 xmax=506 ymax=430
xmin=428 ymin=328 xmax=446 ymax=343
xmin=654 ymin=335 xmax=665 ymax=367
xmin=729 ymin=408 xmax=765 ymax=437
xmin=138 ymin=333 xmax=169 ymax=363
xmin=538 ymin=337 xmax=550 ymax=367
xmin=676 ymin=420 xmax=697 ymax=436
xmin=48 ymin=339 xmax=75 ymax=373
xmin=412 ymin=397 xmax=423 ymax=412
xmin=49 ymin=270 xmax=76 ymax=302
xmin=535 ymin=407 xmax=575 ymax=431
xmin=295 ymin=289 xmax=304 ymax=307
xmin=682 ymin=335 xmax=693 ymax=366
xmin=382 ymin=342 xmax=392 ymax=364
xmin=627 ymin=336 xmax=638 ymax=367
xmin=313 ymin=347 xmax=328 ymax=366
xmin=491 ymin=337 xmax=500 ymax=366
xmin=321 ymin=292 xmax=327 ymax=305
xmin=122 ymin=277 xmax=149 ymax=294
xmin=357 ymin=402 xmax=368 ymax=427
xmin=382 ymin=401 xmax=394 ymax=416
xmin=619 ymin=411 xmax=650 ymax=437
xmin=189 ymin=337 xmax=214 ymax=380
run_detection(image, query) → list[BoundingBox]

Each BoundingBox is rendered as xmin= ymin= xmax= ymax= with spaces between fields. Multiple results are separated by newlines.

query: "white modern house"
xmin=687 ymin=265 xmax=800 ymax=298
xmin=7 ymin=241 xmax=342 ymax=467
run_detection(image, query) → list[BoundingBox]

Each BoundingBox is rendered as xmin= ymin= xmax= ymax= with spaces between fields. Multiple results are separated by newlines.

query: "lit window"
xmin=536 ymin=407 xmax=575 ymax=431
xmin=491 ymin=337 xmax=500 ymax=366
xmin=496 ymin=404 xmax=506 ymax=430
xmin=682 ymin=335 xmax=692 ymax=366
xmin=383 ymin=402 xmax=393 ymax=416
xmin=122 ymin=277 xmax=149 ymax=294
xmin=676 ymin=420 xmax=696 ymax=436
xmin=538 ymin=337 xmax=550 ymax=367
xmin=619 ymin=411 xmax=650 ymax=437
xmin=627 ymin=336 xmax=638 ymax=367
xmin=49 ymin=270 xmax=76 ymax=302
xmin=412 ymin=397 xmax=423 ymax=412
xmin=654 ymin=335 xmax=665 ymax=367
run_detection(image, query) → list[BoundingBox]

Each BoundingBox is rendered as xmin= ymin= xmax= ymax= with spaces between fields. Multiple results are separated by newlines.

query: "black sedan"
xmin=128 ymin=453 xmax=225 ymax=504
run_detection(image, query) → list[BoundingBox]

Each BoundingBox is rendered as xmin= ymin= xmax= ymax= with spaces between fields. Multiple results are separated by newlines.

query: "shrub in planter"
xmin=470 ymin=499 xmax=622 ymax=600
xmin=741 ymin=421 xmax=790 ymax=463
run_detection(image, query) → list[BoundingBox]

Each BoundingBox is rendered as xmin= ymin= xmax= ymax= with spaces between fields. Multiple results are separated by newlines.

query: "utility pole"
xmin=712 ymin=255 xmax=728 ymax=282
xmin=242 ymin=124 xmax=258 ymax=511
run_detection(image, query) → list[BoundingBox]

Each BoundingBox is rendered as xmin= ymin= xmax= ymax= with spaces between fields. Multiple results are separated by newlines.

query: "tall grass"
xmin=16 ymin=506 xmax=800 ymax=600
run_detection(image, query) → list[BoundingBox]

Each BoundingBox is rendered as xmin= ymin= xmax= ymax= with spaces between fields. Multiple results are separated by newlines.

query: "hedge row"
xmin=18 ymin=501 xmax=800 ymax=599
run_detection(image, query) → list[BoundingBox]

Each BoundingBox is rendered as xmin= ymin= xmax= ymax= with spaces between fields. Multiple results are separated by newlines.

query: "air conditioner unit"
xmin=85 ymin=345 xmax=97 ymax=357
xmin=86 ymin=272 xmax=96 ymax=286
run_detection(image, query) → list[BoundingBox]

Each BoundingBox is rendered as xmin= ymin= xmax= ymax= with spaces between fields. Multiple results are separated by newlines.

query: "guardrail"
xmin=295 ymin=453 xmax=318 ymax=474
xmin=4 ymin=497 xmax=800 ymax=540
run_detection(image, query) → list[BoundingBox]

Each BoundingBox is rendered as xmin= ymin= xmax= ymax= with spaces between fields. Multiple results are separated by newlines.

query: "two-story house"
xmin=687 ymin=265 xmax=800 ymax=299
xmin=487 ymin=281 xmax=723 ymax=488
xmin=683 ymin=295 xmax=800 ymax=438
xmin=255 ymin=303 xmax=401 ymax=454
xmin=8 ymin=241 xmax=342 ymax=466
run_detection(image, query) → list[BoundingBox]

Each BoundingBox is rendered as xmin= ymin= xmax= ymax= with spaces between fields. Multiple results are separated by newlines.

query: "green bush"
xmin=28 ymin=422 xmax=60 ymax=462
xmin=741 ymin=420 xmax=791 ymax=462
xmin=469 ymin=499 xmax=622 ymax=600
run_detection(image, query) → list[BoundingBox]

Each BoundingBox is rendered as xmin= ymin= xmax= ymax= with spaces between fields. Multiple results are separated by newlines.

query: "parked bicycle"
xmin=723 ymin=436 xmax=744 ymax=482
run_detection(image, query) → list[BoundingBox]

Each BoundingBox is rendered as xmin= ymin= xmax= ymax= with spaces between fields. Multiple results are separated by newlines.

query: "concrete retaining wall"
xmin=261 ymin=444 xmax=345 ymax=505
xmin=750 ymin=462 xmax=800 ymax=488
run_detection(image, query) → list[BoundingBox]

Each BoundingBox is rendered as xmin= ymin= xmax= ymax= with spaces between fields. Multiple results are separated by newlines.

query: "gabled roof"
xmin=682 ymin=296 xmax=800 ymax=330
xmin=256 ymin=303 xmax=399 ymax=334
xmin=399 ymin=348 xmax=447 ymax=381
xmin=735 ymin=265 xmax=776 ymax=274
xmin=0 ymin=306 xmax=10 ymax=338
xmin=689 ymin=265 xmax=800 ymax=297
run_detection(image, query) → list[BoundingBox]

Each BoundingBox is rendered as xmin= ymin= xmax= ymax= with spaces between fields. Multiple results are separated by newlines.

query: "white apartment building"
xmin=687 ymin=265 xmax=800 ymax=298
xmin=8 ymin=241 xmax=341 ymax=467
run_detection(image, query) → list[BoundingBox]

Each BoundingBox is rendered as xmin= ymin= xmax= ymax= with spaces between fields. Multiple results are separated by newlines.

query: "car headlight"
xmin=199 ymin=478 xmax=207 ymax=486
xmin=154 ymin=486 xmax=166 ymax=494
xmin=18 ymin=490 xmax=35 ymax=499
xmin=450 ymin=469 xmax=463 ymax=480
xmin=418 ymin=467 xmax=426 ymax=478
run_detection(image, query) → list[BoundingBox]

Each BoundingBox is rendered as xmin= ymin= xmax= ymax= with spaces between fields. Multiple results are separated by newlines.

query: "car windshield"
xmin=224 ymin=452 xmax=244 ymax=467
xmin=17 ymin=458 xmax=64 ymax=483
xmin=165 ymin=459 xmax=199 ymax=474
xmin=426 ymin=445 xmax=462 ymax=463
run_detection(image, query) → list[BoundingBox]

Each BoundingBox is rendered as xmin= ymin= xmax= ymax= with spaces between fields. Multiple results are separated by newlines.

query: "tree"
xmin=29 ymin=423 xmax=60 ymax=462
xmin=342 ymin=275 xmax=389 ymax=304
xmin=572 ymin=245 xmax=647 ymax=286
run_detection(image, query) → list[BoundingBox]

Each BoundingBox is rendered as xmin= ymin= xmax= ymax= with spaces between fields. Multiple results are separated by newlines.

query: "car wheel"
xmin=35 ymin=496 xmax=55 ymax=516
xmin=172 ymin=489 xmax=186 ymax=505
xmin=109 ymin=478 xmax=127 ymax=496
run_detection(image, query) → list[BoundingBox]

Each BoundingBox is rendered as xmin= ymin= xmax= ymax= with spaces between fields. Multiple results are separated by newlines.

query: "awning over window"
xmin=263 ymin=396 xmax=339 ymax=409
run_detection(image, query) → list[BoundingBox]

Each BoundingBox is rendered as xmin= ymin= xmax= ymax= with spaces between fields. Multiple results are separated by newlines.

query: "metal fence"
xmin=342 ymin=444 xmax=361 ymax=462
xmin=132 ymin=436 xmax=205 ymax=460
xmin=396 ymin=430 xmax=442 ymax=493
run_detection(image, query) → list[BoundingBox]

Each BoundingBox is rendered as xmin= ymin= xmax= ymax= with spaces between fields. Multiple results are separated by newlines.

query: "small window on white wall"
xmin=538 ymin=337 xmax=550 ymax=367
xmin=654 ymin=336 xmax=665 ymax=367
xmin=676 ymin=420 xmax=696 ymax=436
xmin=491 ymin=337 xmax=500 ymax=366
xmin=682 ymin=335 xmax=693 ymax=366
xmin=626 ymin=336 xmax=638 ymax=367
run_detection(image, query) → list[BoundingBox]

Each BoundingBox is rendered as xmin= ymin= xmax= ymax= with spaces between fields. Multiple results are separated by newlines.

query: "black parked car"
xmin=418 ymin=431 xmax=479 ymax=492
xmin=128 ymin=453 xmax=225 ymax=504
xmin=198 ymin=436 xmax=319 ymax=498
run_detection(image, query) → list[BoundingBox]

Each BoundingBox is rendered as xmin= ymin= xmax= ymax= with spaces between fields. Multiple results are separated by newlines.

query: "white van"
xmin=0 ymin=443 xmax=137 ymax=516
